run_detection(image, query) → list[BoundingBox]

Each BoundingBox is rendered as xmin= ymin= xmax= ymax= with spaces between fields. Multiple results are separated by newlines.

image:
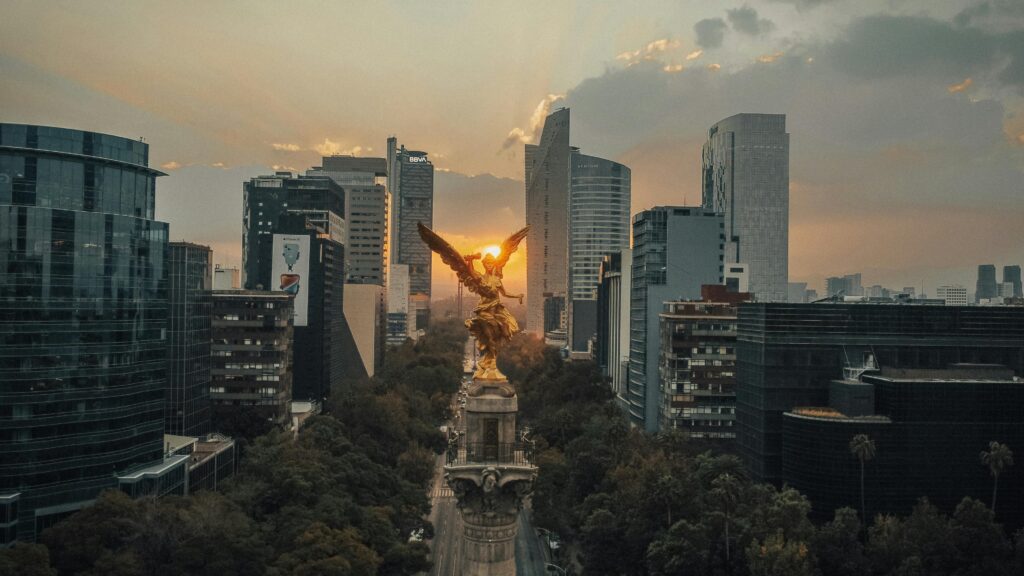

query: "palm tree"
xmin=980 ymin=441 xmax=1014 ymax=515
xmin=711 ymin=473 xmax=741 ymax=568
xmin=849 ymin=434 xmax=876 ymax=522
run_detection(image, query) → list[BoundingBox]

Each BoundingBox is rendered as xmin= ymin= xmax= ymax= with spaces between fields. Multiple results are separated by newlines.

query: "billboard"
xmin=271 ymin=234 xmax=310 ymax=326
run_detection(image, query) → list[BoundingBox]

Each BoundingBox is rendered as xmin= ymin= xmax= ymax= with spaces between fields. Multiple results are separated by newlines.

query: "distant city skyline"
xmin=2 ymin=1 xmax=1022 ymax=297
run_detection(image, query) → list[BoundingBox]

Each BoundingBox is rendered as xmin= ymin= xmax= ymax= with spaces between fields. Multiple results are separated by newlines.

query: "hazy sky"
xmin=2 ymin=0 xmax=1022 ymax=297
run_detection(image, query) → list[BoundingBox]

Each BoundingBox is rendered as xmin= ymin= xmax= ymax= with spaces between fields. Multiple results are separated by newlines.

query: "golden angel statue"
xmin=418 ymin=222 xmax=528 ymax=381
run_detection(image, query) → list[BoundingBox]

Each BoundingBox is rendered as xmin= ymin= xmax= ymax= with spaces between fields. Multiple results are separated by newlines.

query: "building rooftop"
xmin=874 ymin=365 xmax=1018 ymax=382
xmin=787 ymin=406 xmax=891 ymax=423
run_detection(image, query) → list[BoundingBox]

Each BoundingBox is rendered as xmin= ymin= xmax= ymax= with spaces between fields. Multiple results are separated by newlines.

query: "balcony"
xmin=445 ymin=441 xmax=533 ymax=466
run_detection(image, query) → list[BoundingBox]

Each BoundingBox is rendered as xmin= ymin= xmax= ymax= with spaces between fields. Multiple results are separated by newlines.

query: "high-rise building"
xmin=735 ymin=302 xmax=1024 ymax=485
xmin=1004 ymin=265 xmax=1022 ymax=298
xmin=166 ymin=242 xmax=213 ymax=437
xmin=596 ymin=249 xmax=632 ymax=403
xmin=309 ymin=156 xmax=389 ymax=285
xmin=787 ymin=282 xmax=809 ymax=303
xmin=387 ymin=138 xmax=433 ymax=330
xmin=525 ymin=108 xmax=571 ymax=334
xmin=976 ymin=264 xmax=998 ymax=302
xmin=936 ymin=285 xmax=968 ymax=306
xmin=627 ymin=207 xmax=724 ymax=432
xmin=0 ymin=124 xmax=174 ymax=542
xmin=825 ymin=273 xmax=863 ymax=298
xmin=659 ymin=285 xmax=751 ymax=440
xmin=210 ymin=290 xmax=294 ymax=432
xmin=387 ymin=263 xmax=413 ymax=346
xmin=343 ymin=283 xmax=386 ymax=377
xmin=242 ymin=173 xmax=360 ymax=400
xmin=567 ymin=150 xmax=630 ymax=355
xmin=213 ymin=265 xmax=241 ymax=290
xmin=783 ymin=365 xmax=1024 ymax=524
xmin=702 ymin=113 xmax=789 ymax=302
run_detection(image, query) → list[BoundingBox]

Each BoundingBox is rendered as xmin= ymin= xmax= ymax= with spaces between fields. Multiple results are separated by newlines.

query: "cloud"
xmin=686 ymin=50 xmax=704 ymax=61
xmin=161 ymin=161 xmax=182 ymax=170
xmin=947 ymin=77 xmax=974 ymax=93
xmin=271 ymin=164 xmax=297 ymax=172
xmin=694 ymin=18 xmax=728 ymax=49
xmin=664 ymin=64 xmax=685 ymax=73
xmin=211 ymin=162 xmax=227 ymax=168
xmin=757 ymin=51 xmax=785 ymax=63
xmin=616 ymin=38 xmax=682 ymax=67
xmin=727 ymin=6 xmax=775 ymax=36
xmin=500 ymin=93 xmax=565 ymax=151
xmin=271 ymin=142 xmax=301 ymax=151
xmin=314 ymin=139 xmax=369 ymax=156
xmin=707 ymin=63 xmax=722 ymax=71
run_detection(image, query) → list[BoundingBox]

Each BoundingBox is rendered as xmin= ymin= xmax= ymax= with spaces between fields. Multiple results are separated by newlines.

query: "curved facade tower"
xmin=567 ymin=150 xmax=630 ymax=354
xmin=0 ymin=124 xmax=169 ymax=541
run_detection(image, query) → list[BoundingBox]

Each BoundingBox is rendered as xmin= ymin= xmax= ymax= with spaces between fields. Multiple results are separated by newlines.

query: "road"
xmin=515 ymin=506 xmax=548 ymax=576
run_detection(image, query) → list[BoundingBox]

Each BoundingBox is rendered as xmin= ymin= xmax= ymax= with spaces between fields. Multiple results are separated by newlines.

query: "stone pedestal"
xmin=446 ymin=378 xmax=536 ymax=576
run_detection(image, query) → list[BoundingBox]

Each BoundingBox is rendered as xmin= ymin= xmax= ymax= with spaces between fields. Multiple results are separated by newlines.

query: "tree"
xmin=980 ymin=441 xmax=1014 ymax=515
xmin=0 ymin=543 xmax=57 ymax=576
xmin=849 ymin=434 xmax=876 ymax=521
xmin=711 ymin=473 xmax=742 ymax=566
xmin=745 ymin=530 xmax=815 ymax=576
xmin=811 ymin=508 xmax=869 ymax=576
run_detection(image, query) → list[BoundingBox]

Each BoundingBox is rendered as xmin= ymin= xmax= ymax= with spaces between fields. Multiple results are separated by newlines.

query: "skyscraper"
xmin=627 ymin=207 xmax=724 ymax=432
xmin=309 ymin=156 xmax=389 ymax=285
xmin=567 ymin=150 xmax=631 ymax=354
xmin=166 ymin=242 xmax=213 ymax=437
xmin=243 ymin=173 xmax=360 ymax=400
xmin=976 ymin=264 xmax=997 ymax=302
xmin=1003 ymin=265 xmax=1021 ymax=298
xmin=0 ymin=124 xmax=171 ymax=542
xmin=596 ymin=250 xmax=632 ymax=404
xmin=387 ymin=138 xmax=433 ymax=330
xmin=525 ymin=108 xmax=571 ymax=334
xmin=702 ymin=113 xmax=789 ymax=302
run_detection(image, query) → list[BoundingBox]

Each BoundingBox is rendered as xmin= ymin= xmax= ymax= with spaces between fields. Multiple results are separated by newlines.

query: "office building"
xmin=387 ymin=138 xmax=433 ymax=329
xmin=210 ymin=290 xmax=294 ymax=432
xmin=567 ymin=150 xmax=631 ymax=354
xmin=826 ymin=273 xmax=863 ymax=298
xmin=976 ymin=264 xmax=998 ymax=302
xmin=213 ymin=265 xmax=240 ymax=290
xmin=659 ymin=286 xmax=751 ymax=440
xmin=525 ymin=108 xmax=571 ymax=333
xmin=1004 ymin=265 xmax=1022 ymax=298
xmin=937 ymin=285 xmax=968 ymax=306
xmin=627 ymin=207 xmax=724 ymax=432
xmin=596 ymin=250 xmax=632 ymax=403
xmin=343 ymin=283 xmax=386 ymax=377
xmin=999 ymin=282 xmax=1016 ymax=298
xmin=0 ymin=124 xmax=171 ymax=542
xmin=387 ymin=263 xmax=413 ymax=346
xmin=702 ymin=113 xmax=789 ymax=302
xmin=787 ymin=282 xmax=809 ymax=303
xmin=783 ymin=365 xmax=1024 ymax=525
xmin=165 ymin=242 xmax=213 ymax=437
xmin=736 ymin=302 xmax=1024 ymax=485
xmin=242 ymin=173 xmax=360 ymax=400
xmin=309 ymin=156 xmax=389 ymax=285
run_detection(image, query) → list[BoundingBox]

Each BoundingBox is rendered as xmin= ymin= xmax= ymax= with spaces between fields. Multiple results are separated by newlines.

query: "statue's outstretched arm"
xmin=499 ymin=284 xmax=524 ymax=304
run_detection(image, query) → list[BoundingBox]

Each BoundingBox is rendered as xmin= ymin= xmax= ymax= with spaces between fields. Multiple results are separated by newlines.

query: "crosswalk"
xmin=431 ymin=482 xmax=454 ymax=499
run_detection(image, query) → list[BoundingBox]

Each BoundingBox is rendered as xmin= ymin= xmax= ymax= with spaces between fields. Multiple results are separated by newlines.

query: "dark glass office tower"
xmin=736 ymin=302 xmax=1024 ymax=485
xmin=0 ymin=124 xmax=169 ymax=542
xmin=1003 ymin=265 xmax=1022 ymax=298
xmin=387 ymin=138 xmax=433 ymax=330
xmin=976 ymin=264 xmax=997 ymax=302
xmin=166 ymin=242 xmax=212 ymax=436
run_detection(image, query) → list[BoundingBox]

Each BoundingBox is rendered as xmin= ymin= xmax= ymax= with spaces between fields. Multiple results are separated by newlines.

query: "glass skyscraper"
xmin=702 ymin=113 xmax=789 ymax=302
xmin=387 ymin=138 xmax=433 ymax=330
xmin=567 ymin=150 xmax=630 ymax=354
xmin=165 ymin=242 xmax=212 ymax=437
xmin=0 ymin=124 xmax=169 ymax=542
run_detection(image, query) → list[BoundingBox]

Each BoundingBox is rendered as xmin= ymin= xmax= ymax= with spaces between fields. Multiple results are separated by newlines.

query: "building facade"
xmin=627 ymin=207 xmax=724 ymax=433
xmin=309 ymin=156 xmax=389 ymax=286
xmin=826 ymin=273 xmax=863 ymax=298
xmin=659 ymin=287 xmax=750 ymax=440
xmin=387 ymin=138 xmax=433 ymax=330
xmin=213 ymin=265 xmax=240 ymax=290
xmin=937 ymin=285 xmax=968 ymax=306
xmin=567 ymin=150 xmax=630 ymax=354
xmin=0 ymin=124 xmax=169 ymax=542
xmin=1004 ymin=265 xmax=1022 ymax=298
xmin=702 ymin=113 xmax=789 ymax=302
xmin=596 ymin=249 xmax=632 ymax=405
xmin=736 ymin=302 xmax=1024 ymax=485
xmin=525 ymin=108 xmax=571 ymax=334
xmin=210 ymin=290 xmax=294 ymax=432
xmin=783 ymin=366 xmax=1024 ymax=526
xmin=387 ymin=263 xmax=413 ymax=346
xmin=343 ymin=283 xmax=386 ymax=377
xmin=165 ymin=242 xmax=213 ymax=437
xmin=976 ymin=264 xmax=998 ymax=302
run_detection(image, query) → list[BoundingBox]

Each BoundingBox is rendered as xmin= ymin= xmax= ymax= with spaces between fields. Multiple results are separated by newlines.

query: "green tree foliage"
xmin=0 ymin=543 xmax=57 ymax=576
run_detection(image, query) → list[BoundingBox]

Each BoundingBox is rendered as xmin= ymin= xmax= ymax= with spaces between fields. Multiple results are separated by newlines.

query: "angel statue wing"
xmin=494 ymin=225 xmax=530 ymax=277
xmin=417 ymin=223 xmax=484 ymax=294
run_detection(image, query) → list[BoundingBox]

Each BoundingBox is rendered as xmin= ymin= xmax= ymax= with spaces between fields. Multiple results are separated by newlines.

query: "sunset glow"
xmin=482 ymin=245 xmax=501 ymax=258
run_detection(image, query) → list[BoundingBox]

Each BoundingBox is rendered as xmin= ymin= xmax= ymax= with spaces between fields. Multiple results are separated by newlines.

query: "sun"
xmin=482 ymin=245 xmax=501 ymax=258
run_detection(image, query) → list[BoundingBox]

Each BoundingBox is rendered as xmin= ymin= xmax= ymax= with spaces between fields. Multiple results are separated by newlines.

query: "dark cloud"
xmin=954 ymin=1 xmax=1024 ymax=29
xmin=694 ymin=18 xmax=728 ymax=49
xmin=727 ymin=6 xmax=775 ymax=36
xmin=767 ymin=0 xmax=839 ymax=8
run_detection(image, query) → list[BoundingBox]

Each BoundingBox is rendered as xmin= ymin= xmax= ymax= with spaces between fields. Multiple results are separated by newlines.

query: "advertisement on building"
xmin=271 ymin=234 xmax=310 ymax=326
